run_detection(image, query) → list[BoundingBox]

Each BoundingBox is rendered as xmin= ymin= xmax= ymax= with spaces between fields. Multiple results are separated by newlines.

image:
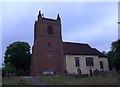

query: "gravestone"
xmin=64 ymin=70 xmax=68 ymax=75
xmin=118 ymin=70 xmax=120 ymax=85
xmin=99 ymin=70 xmax=105 ymax=77
xmin=112 ymin=67 xmax=117 ymax=76
xmin=89 ymin=68 xmax=93 ymax=76
xmin=77 ymin=68 xmax=81 ymax=75
xmin=93 ymin=69 xmax=99 ymax=76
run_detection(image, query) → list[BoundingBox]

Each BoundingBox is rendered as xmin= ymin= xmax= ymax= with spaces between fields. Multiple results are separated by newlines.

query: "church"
xmin=31 ymin=11 xmax=109 ymax=76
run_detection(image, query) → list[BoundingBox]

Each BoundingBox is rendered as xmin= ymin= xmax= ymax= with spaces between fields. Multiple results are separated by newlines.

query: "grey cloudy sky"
xmin=1 ymin=2 xmax=118 ymax=66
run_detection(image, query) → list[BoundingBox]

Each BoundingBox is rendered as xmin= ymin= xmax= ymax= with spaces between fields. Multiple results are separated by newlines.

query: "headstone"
xmin=89 ymin=68 xmax=93 ymax=76
xmin=93 ymin=69 xmax=99 ymax=76
xmin=112 ymin=67 xmax=117 ymax=76
xmin=64 ymin=70 xmax=68 ymax=75
xmin=118 ymin=70 xmax=120 ymax=85
xmin=6 ymin=72 xmax=8 ymax=77
xmin=77 ymin=68 xmax=81 ymax=75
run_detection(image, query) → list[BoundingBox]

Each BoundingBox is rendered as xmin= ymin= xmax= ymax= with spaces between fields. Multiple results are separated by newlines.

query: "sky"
xmin=1 ymin=2 xmax=119 ymax=67
xmin=118 ymin=2 xmax=120 ymax=39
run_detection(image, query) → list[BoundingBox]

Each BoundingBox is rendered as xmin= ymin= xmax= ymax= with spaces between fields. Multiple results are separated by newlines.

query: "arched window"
xmin=47 ymin=25 xmax=53 ymax=35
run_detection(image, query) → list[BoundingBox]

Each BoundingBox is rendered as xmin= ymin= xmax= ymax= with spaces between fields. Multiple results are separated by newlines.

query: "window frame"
xmin=86 ymin=57 xmax=94 ymax=66
xmin=47 ymin=25 xmax=54 ymax=35
xmin=75 ymin=57 xmax=80 ymax=67
xmin=100 ymin=61 xmax=104 ymax=69
xmin=48 ymin=42 xmax=52 ymax=48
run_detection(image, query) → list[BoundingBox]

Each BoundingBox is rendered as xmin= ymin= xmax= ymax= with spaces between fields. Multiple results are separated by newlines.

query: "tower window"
xmin=47 ymin=25 xmax=53 ymax=35
xmin=48 ymin=42 xmax=52 ymax=48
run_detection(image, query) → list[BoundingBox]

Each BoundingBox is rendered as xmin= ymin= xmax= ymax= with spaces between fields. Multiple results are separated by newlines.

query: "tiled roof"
xmin=92 ymin=48 xmax=107 ymax=57
xmin=63 ymin=42 xmax=106 ymax=58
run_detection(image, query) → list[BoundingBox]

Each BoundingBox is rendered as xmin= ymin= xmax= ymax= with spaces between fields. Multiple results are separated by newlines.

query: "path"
xmin=23 ymin=76 xmax=46 ymax=86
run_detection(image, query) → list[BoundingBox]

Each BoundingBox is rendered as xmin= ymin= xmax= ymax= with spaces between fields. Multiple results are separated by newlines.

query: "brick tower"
xmin=31 ymin=11 xmax=65 ymax=75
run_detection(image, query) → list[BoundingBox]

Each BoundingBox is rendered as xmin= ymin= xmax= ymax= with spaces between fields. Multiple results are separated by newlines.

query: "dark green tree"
xmin=2 ymin=62 xmax=16 ymax=77
xmin=107 ymin=39 xmax=120 ymax=71
xmin=111 ymin=40 xmax=120 ymax=52
xmin=113 ymin=52 xmax=120 ymax=71
xmin=107 ymin=51 xmax=115 ymax=70
xmin=4 ymin=41 xmax=31 ymax=76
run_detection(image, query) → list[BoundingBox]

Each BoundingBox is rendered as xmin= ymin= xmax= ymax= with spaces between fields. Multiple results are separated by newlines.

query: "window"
xmin=100 ymin=61 xmax=104 ymax=69
xmin=75 ymin=57 xmax=80 ymax=67
xmin=48 ymin=42 xmax=52 ymax=48
xmin=47 ymin=25 xmax=53 ymax=35
xmin=86 ymin=57 xmax=93 ymax=66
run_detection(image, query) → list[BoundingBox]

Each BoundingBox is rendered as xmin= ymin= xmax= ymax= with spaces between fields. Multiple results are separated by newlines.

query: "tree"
xmin=107 ymin=51 xmax=115 ymax=70
xmin=111 ymin=40 xmax=120 ymax=52
xmin=2 ymin=62 xmax=16 ymax=77
xmin=113 ymin=52 xmax=120 ymax=71
xmin=5 ymin=62 xmax=16 ymax=72
xmin=107 ymin=40 xmax=120 ymax=71
xmin=4 ymin=41 xmax=31 ymax=76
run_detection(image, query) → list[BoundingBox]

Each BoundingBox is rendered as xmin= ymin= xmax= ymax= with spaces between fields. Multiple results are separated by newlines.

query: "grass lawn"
xmin=2 ymin=77 xmax=33 ymax=85
xmin=2 ymin=75 xmax=119 ymax=85
xmin=35 ymin=75 xmax=119 ymax=85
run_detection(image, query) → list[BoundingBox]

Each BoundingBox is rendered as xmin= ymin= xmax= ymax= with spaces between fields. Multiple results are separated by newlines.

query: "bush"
xmin=16 ymin=69 xmax=25 ymax=76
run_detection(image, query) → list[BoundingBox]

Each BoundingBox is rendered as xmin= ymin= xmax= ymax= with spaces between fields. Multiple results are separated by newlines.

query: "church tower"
xmin=31 ymin=11 xmax=65 ymax=75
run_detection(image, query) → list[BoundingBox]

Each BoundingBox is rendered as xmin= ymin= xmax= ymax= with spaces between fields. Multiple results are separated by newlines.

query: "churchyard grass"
xmin=35 ymin=75 xmax=119 ymax=85
xmin=2 ymin=77 xmax=33 ymax=85
xmin=2 ymin=75 xmax=119 ymax=85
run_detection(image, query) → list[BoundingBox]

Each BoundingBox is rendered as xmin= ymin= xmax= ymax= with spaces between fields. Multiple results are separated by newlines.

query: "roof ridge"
xmin=63 ymin=42 xmax=88 ymax=45
xmin=63 ymin=42 xmax=107 ymax=58
xmin=42 ymin=17 xmax=57 ymax=21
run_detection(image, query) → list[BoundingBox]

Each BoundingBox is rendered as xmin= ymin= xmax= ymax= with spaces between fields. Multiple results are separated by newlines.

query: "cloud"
xmin=2 ymin=2 xmax=118 ymax=64
xmin=0 ymin=3 xmax=2 ymax=67
xmin=62 ymin=2 xmax=117 ymax=51
xmin=1 ymin=0 xmax=119 ymax=2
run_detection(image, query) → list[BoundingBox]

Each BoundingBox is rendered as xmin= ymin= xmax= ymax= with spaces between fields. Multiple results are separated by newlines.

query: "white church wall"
xmin=65 ymin=55 xmax=100 ymax=75
xmin=99 ymin=58 xmax=109 ymax=71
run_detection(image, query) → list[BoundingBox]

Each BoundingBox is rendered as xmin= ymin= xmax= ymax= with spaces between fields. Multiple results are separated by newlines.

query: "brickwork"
xmin=31 ymin=11 xmax=65 ymax=75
